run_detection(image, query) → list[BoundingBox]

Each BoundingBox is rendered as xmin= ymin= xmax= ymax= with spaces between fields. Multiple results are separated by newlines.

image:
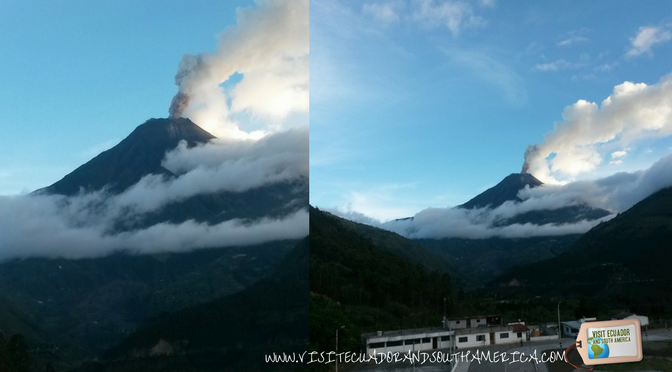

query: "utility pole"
xmin=336 ymin=326 xmax=344 ymax=372
xmin=444 ymin=297 xmax=447 ymax=319
xmin=412 ymin=339 xmax=416 ymax=372
xmin=557 ymin=301 xmax=562 ymax=341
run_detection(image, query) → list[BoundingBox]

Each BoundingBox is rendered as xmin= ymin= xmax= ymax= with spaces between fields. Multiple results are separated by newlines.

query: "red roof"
xmin=511 ymin=324 xmax=529 ymax=332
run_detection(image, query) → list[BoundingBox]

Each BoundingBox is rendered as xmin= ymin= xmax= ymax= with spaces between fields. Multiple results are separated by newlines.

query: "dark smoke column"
xmin=521 ymin=145 xmax=538 ymax=174
xmin=521 ymin=162 xmax=529 ymax=174
xmin=169 ymin=92 xmax=190 ymax=119
xmin=168 ymin=53 xmax=208 ymax=119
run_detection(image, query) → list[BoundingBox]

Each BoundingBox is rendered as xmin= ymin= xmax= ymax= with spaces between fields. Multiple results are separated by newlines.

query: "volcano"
xmin=459 ymin=172 xmax=610 ymax=226
xmin=35 ymin=117 xmax=307 ymax=231
xmin=40 ymin=117 xmax=215 ymax=196
xmin=0 ymin=117 xmax=308 ymax=363
xmin=459 ymin=173 xmax=543 ymax=209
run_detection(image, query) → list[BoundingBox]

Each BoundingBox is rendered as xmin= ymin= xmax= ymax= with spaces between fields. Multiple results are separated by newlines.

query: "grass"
xmin=643 ymin=340 xmax=672 ymax=358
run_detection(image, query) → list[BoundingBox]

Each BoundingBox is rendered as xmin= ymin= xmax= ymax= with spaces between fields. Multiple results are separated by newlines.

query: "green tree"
xmin=6 ymin=334 xmax=30 ymax=372
xmin=0 ymin=333 xmax=14 ymax=372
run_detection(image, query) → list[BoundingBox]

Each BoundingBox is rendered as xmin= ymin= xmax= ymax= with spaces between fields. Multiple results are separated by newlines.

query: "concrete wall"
xmin=530 ymin=335 xmax=559 ymax=342
xmin=494 ymin=330 xmax=522 ymax=345
xmin=364 ymin=330 xmax=454 ymax=354
xmin=448 ymin=317 xmax=487 ymax=330
xmin=455 ymin=333 xmax=489 ymax=348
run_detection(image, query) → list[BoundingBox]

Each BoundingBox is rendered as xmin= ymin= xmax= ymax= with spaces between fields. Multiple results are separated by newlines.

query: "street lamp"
xmin=336 ymin=326 xmax=345 ymax=372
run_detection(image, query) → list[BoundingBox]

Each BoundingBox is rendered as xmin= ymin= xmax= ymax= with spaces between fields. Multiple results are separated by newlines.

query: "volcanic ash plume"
xmin=169 ymin=92 xmax=190 ymax=119
xmin=166 ymin=0 xmax=309 ymax=134
xmin=520 ymin=163 xmax=529 ymax=174
xmin=521 ymin=145 xmax=537 ymax=174
xmin=168 ymin=53 xmax=211 ymax=119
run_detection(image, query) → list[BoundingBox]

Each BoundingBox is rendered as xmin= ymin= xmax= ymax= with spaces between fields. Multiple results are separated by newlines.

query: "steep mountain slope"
xmin=1 ymin=117 xmax=308 ymax=369
xmin=317 ymin=208 xmax=455 ymax=275
xmin=0 ymin=294 xmax=50 ymax=345
xmin=0 ymin=242 xmax=296 ymax=357
xmin=391 ymin=173 xmax=609 ymax=227
xmin=491 ymin=186 xmax=672 ymax=315
xmin=309 ymin=207 xmax=453 ymax=353
xmin=72 ymin=237 xmax=309 ymax=372
xmin=459 ymin=173 xmax=543 ymax=209
xmin=459 ymin=173 xmax=610 ymax=226
xmin=415 ymin=235 xmax=581 ymax=286
xmin=41 ymin=118 xmax=215 ymax=196
xmin=36 ymin=118 xmax=307 ymax=230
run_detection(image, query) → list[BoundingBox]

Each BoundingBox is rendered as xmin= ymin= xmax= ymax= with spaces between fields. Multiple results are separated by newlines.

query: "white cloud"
xmin=172 ymin=0 xmax=309 ymax=138
xmin=595 ymin=62 xmax=618 ymax=73
xmin=444 ymin=48 xmax=528 ymax=105
xmin=325 ymin=181 xmax=427 ymax=223
xmin=611 ymin=150 xmax=627 ymax=159
xmin=558 ymin=36 xmax=588 ymax=47
xmin=0 ymin=1 xmax=311 ymax=262
xmin=524 ymin=72 xmax=672 ymax=183
xmin=626 ymin=26 xmax=672 ymax=58
xmin=372 ymin=151 xmax=672 ymax=239
xmin=479 ymin=0 xmax=496 ymax=8
xmin=363 ymin=1 xmax=403 ymax=23
xmin=385 ymin=207 xmax=610 ymax=240
xmin=534 ymin=59 xmax=583 ymax=72
xmin=410 ymin=0 xmax=485 ymax=35
xmin=114 ymin=128 xmax=309 ymax=214
xmin=524 ymin=152 xmax=672 ymax=213
xmin=0 ymin=193 xmax=308 ymax=261
xmin=0 ymin=127 xmax=308 ymax=261
xmin=323 ymin=207 xmax=385 ymax=227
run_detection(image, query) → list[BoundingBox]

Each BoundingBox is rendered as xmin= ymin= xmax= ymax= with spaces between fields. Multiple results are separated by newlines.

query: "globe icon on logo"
xmin=587 ymin=337 xmax=610 ymax=359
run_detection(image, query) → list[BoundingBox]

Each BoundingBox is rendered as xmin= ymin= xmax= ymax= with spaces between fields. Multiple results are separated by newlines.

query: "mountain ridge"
xmin=1 ymin=116 xmax=308 ymax=370
xmin=38 ymin=118 xmax=215 ymax=196
xmin=459 ymin=172 xmax=543 ymax=210
xmin=388 ymin=172 xmax=610 ymax=227
xmin=489 ymin=186 xmax=672 ymax=315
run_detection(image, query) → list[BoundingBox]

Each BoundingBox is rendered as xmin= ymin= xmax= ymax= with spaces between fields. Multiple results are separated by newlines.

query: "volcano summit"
xmin=459 ymin=173 xmax=543 ymax=210
xmin=40 ymin=118 xmax=215 ymax=196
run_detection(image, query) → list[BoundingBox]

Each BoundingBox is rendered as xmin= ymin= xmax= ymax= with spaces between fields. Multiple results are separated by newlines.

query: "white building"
xmin=362 ymin=327 xmax=454 ymax=354
xmin=446 ymin=315 xmax=501 ymax=330
xmin=561 ymin=317 xmax=596 ymax=338
xmin=361 ymin=315 xmax=524 ymax=354
xmin=612 ymin=312 xmax=649 ymax=327
xmin=453 ymin=325 xmax=524 ymax=348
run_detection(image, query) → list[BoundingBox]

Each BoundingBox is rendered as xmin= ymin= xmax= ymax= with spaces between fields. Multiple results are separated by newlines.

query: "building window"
xmin=476 ymin=319 xmax=481 ymax=323
xmin=404 ymin=338 xmax=420 ymax=345
xmin=517 ymin=332 xmax=522 ymax=338
xmin=368 ymin=342 xmax=385 ymax=349
xmin=459 ymin=337 xmax=468 ymax=343
xmin=422 ymin=338 xmax=431 ymax=343
xmin=387 ymin=340 xmax=403 ymax=347
xmin=500 ymin=333 xmax=509 ymax=339
xmin=441 ymin=336 xmax=451 ymax=342
xmin=456 ymin=321 xmax=460 ymax=324
xmin=476 ymin=335 xmax=485 ymax=341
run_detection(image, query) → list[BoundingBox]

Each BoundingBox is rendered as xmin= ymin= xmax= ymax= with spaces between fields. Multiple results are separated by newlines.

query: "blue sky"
xmin=310 ymin=0 xmax=672 ymax=221
xmin=0 ymin=0 xmax=251 ymax=195
xmin=0 ymin=1 xmax=309 ymax=260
